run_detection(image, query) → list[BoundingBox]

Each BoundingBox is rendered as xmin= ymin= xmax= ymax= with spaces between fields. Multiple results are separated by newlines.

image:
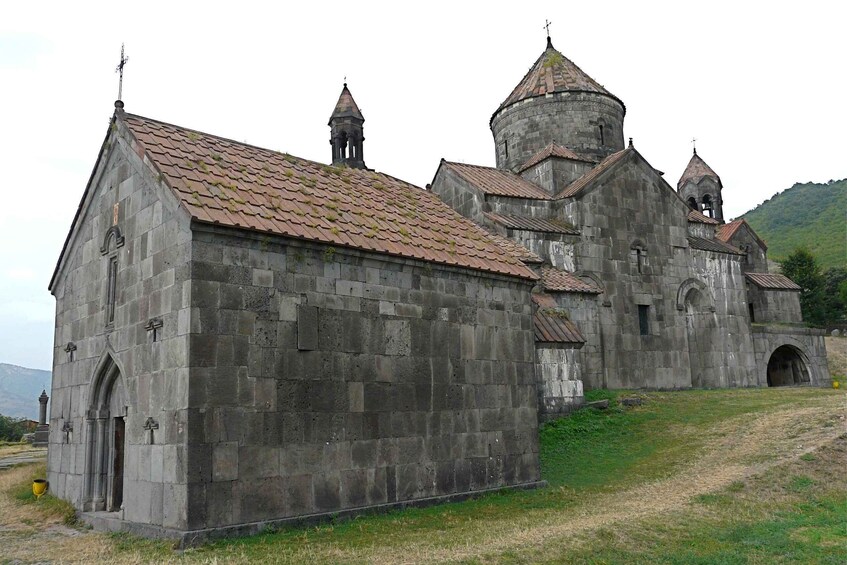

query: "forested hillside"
xmin=741 ymin=179 xmax=845 ymax=269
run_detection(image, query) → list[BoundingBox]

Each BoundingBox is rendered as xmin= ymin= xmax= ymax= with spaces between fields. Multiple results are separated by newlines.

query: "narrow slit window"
xmin=504 ymin=139 xmax=509 ymax=160
xmin=599 ymin=124 xmax=605 ymax=145
xmin=638 ymin=305 xmax=649 ymax=336
xmin=748 ymin=303 xmax=755 ymax=322
xmin=636 ymin=248 xmax=643 ymax=274
xmin=107 ymin=256 xmax=118 ymax=324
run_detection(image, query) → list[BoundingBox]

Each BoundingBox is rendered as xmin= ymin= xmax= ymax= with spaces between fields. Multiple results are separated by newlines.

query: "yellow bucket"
xmin=32 ymin=479 xmax=48 ymax=499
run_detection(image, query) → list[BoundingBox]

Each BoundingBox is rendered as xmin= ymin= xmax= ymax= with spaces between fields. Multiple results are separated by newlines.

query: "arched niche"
xmin=676 ymin=278 xmax=715 ymax=313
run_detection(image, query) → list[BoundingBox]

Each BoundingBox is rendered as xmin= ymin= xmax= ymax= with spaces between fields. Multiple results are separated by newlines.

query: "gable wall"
xmin=183 ymin=230 xmax=541 ymax=531
xmin=728 ymin=225 xmax=769 ymax=273
xmin=429 ymin=167 xmax=487 ymax=225
xmin=48 ymin=122 xmax=193 ymax=528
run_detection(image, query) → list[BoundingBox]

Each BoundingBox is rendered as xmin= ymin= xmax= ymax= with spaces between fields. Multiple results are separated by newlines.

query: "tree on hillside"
xmin=823 ymin=267 xmax=847 ymax=324
xmin=780 ymin=248 xmax=825 ymax=326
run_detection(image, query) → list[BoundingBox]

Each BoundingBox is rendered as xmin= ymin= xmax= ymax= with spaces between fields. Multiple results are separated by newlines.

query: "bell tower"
xmin=329 ymin=83 xmax=366 ymax=169
xmin=678 ymin=148 xmax=724 ymax=221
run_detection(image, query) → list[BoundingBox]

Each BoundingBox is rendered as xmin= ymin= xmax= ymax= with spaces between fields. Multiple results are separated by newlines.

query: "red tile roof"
xmin=441 ymin=160 xmax=552 ymax=200
xmin=329 ymin=84 xmax=363 ymax=121
xmin=495 ymin=40 xmax=623 ymax=116
xmin=687 ymin=209 xmax=721 ymax=225
xmin=519 ymin=142 xmax=592 ymax=171
xmin=532 ymin=294 xmax=586 ymax=344
xmin=541 ymin=267 xmax=603 ymax=294
xmin=485 ymin=213 xmax=580 ymax=235
xmin=121 ymin=113 xmax=537 ymax=280
xmin=716 ymin=218 xmax=768 ymax=250
xmin=678 ymin=151 xmax=721 ymax=189
xmin=484 ymin=230 xmax=543 ymax=264
xmin=716 ymin=218 xmax=744 ymax=242
xmin=745 ymin=273 xmax=801 ymax=291
xmin=687 ymin=236 xmax=744 ymax=255
xmin=556 ymin=148 xmax=631 ymax=198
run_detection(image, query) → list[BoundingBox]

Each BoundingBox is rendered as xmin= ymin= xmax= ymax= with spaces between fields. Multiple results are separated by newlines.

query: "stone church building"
xmin=46 ymin=36 xmax=828 ymax=542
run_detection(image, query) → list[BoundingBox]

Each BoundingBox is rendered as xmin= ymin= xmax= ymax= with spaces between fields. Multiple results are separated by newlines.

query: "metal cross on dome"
xmin=544 ymin=19 xmax=552 ymax=37
xmin=115 ymin=43 xmax=129 ymax=101
xmin=692 ymin=137 xmax=697 ymax=154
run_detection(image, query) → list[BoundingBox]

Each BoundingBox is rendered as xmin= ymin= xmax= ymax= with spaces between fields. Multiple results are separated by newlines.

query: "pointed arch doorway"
xmin=83 ymin=353 xmax=127 ymax=513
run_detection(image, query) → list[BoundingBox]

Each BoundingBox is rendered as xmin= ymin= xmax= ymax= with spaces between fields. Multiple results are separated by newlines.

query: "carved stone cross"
xmin=143 ymin=417 xmax=159 ymax=444
xmin=64 ymin=342 xmax=77 ymax=362
xmin=144 ymin=318 xmax=163 ymax=342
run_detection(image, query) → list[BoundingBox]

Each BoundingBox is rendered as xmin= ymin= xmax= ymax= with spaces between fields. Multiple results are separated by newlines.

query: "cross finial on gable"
xmin=115 ymin=43 xmax=129 ymax=104
xmin=544 ymin=20 xmax=553 ymax=48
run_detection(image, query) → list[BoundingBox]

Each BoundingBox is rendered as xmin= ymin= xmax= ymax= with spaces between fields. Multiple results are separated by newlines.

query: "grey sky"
xmin=2 ymin=1 xmax=845 ymax=370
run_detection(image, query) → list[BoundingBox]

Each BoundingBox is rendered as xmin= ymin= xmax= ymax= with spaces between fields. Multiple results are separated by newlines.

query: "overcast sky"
xmin=2 ymin=1 xmax=845 ymax=370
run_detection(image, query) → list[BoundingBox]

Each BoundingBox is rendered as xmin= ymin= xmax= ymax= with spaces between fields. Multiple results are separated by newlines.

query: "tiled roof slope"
xmin=687 ymin=236 xmax=744 ymax=255
xmin=745 ymin=273 xmax=801 ymax=291
xmin=687 ymin=209 xmax=721 ymax=225
xmin=485 ymin=213 xmax=580 ymax=235
xmin=484 ymin=230 xmax=543 ymax=264
xmin=329 ymin=84 xmax=363 ymax=121
xmin=496 ymin=39 xmax=623 ymax=115
xmin=122 ymin=113 xmax=536 ymax=280
xmin=557 ymin=148 xmax=630 ymax=198
xmin=716 ymin=218 xmax=744 ymax=241
xmin=441 ymin=160 xmax=551 ymax=200
xmin=519 ymin=142 xmax=592 ymax=171
xmin=717 ymin=218 xmax=768 ymax=250
xmin=678 ymin=151 xmax=721 ymax=189
xmin=541 ymin=267 xmax=603 ymax=293
xmin=532 ymin=294 xmax=586 ymax=344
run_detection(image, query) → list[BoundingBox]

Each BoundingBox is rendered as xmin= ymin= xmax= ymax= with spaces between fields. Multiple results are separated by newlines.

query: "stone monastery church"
xmin=46 ymin=35 xmax=828 ymax=542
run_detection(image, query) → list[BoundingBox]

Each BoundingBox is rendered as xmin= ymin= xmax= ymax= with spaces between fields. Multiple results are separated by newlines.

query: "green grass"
xmin=9 ymin=463 xmax=77 ymax=525
xmin=6 ymin=388 xmax=844 ymax=564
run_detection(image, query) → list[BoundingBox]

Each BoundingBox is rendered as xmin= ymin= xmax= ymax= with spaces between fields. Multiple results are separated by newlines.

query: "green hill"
xmin=741 ymin=179 xmax=846 ymax=270
xmin=0 ymin=364 xmax=51 ymax=420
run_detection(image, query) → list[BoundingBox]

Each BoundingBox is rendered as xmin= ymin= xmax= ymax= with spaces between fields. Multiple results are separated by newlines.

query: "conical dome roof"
xmin=329 ymin=83 xmax=364 ymax=124
xmin=495 ymin=38 xmax=623 ymax=115
xmin=678 ymin=151 xmax=721 ymax=189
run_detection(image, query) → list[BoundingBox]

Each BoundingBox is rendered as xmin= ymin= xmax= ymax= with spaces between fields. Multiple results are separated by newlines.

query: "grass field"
xmin=1 ymin=387 xmax=844 ymax=564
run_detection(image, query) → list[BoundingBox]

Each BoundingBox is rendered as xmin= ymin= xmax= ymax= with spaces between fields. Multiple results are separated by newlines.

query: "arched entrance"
xmin=767 ymin=345 xmax=811 ymax=387
xmin=83 ymin=353 xmax=127 ymax=513
xmin=679 ymin=280 xmax=717 ymax=388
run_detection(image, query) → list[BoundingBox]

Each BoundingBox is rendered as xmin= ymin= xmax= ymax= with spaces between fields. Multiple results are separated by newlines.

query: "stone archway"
xmin=83 ymin=352 xmax=127 ymax=513
xmin=679 ymin=280 xmax=718 ymax=388
xmin=767 ymin=345 xmax=811 ymax=387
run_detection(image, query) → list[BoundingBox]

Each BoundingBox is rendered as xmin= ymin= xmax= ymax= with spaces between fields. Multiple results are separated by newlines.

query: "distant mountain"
xmin=0 ymin=363 xmax=51 ymax=420
xmin=741 ymin=179 xmax=846 ymax=270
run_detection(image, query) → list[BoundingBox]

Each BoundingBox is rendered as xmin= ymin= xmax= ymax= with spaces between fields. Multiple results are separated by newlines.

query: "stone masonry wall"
xmin=751 ymin=326 xmax=829 ymax=386
xmin=492 ymin=92 xmax=625 ymax=170
xmin=184 ymin=229 xmax=541 ymax=531
xmin=535 ymin=346 xmax=583 ymax=418
xmin=429 ymin=166 xmax=487 ymax=226
xmin=48 ymin=121 xmax=193 ymax=528
xmin=747 ymin=286 xmax=803 ymax=324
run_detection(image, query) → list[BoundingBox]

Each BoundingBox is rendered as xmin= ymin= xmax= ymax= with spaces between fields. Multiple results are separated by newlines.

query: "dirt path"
xmin=0 ymin=446 xmax=46 ymax=470
xmin=365 ymin=394 xmax=846 ymax=564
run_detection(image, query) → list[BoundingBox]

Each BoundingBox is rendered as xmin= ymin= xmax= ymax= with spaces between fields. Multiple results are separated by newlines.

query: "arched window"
xmin=687 ymin=197 xmax=698 ymax=210
xmin=599 ymin=124 xmax=605 ymax=145
xmin=702 ymin=194 xmax=714 ymax=218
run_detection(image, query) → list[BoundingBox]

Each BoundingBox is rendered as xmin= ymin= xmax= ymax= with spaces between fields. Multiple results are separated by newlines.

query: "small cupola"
xmin=328 ymin=83 xmax=366 ymax=169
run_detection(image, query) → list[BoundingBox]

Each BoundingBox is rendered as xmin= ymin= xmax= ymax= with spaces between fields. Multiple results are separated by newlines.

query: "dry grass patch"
xmin=826 ymin=336 xmax=847 ymax=378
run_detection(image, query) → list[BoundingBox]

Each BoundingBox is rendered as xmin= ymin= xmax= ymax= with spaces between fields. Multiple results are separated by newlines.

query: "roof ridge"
xmin=555 ymin=147 xmax=631 ymax=198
